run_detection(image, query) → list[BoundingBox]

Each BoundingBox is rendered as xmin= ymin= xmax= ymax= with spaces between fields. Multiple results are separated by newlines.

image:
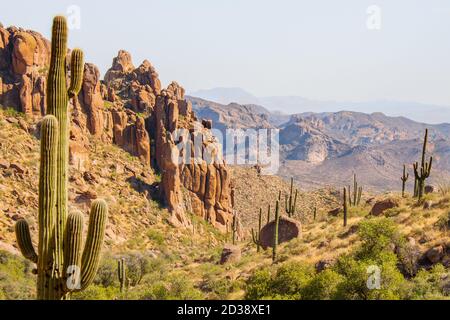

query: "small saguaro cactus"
xmin=251 ymin=208 xmax=263 ymax=252
xmin=14 ymin=17 xmax=108 ymax=300
xmin=401 ymin=164 xmax=409 ymax=197
xmin=118 ymin=258 xmax=127 ymax=293
xmin=231 ymin=213 xmax=237 ymax=245
xmin=285 ymin=178 xmax=298 ymax=217
xmin=285 ymin=177 xmax=298 ymax=217
xmin=272 ymin=200 xmax=280 ymax=262
xmin=343 ymin=187 xmax=348 ymax=227
xmin=266 ymin=204 xmax=271 ymax=224
xmin=348 ymin=173 xmax=363 ymax=206
xmin=413 ymin=129 xmax=432 ymax=201
xmin=313 ymin=207 xmax=317 ymax=221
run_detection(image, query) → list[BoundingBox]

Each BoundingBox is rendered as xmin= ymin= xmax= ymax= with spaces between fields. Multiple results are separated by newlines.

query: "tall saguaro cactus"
xmin=251 ymin=208 xmax=263 ymax=252
xmin=14 ymin=17 xmax=108 ymax=300
xmin=401 ymin=164 xmax=409 ymax=197
xmin=413 ymin=129 xmax=432 ymax=201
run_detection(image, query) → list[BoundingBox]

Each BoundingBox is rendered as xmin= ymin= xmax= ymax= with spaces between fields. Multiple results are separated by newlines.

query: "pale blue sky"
xmin=2 ymin=0 xmax=450 ymax=106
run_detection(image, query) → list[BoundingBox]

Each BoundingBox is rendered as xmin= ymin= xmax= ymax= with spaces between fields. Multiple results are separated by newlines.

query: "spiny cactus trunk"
xmin=15 ymin=16 xmax=107 ymax=300
xmin=285 ymin=177 xmax=298 ymax=217
xmin=413 ymin=129 xmax=432 ymax=201
xmin=401 ymin=164 xmax=409 ymax=197
xmin=272 ymin=200 xmax=280 ymax=262
xmin=118 ymin=258 xmax=127 ymax=293
xmin=251 ymin=208 xmax=263 ymax=252
xmin=37 ymin=116 xmax=60 ymax=299
xmin=343 ymin=187 xmax=348 ymax=227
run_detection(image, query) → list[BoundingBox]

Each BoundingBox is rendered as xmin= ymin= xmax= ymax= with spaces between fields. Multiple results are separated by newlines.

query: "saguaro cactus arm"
xmin=63 ymin=211 xmax=84 ymax=289
xmin=15 ymin=219 xmax=38 ymax=263
xmin=78 ymin=199 xmax=108 ymax=291
xmin=68 ymin=49 xmax=84 ymax=97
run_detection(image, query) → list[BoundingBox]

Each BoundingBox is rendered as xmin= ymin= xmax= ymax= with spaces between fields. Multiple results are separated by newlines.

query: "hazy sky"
xmin=2 ymin=0 xmax=450 ymax=106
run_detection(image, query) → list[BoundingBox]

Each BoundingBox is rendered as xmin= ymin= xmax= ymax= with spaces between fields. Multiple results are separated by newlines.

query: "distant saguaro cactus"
xmin=348 ymin=174 xmax=362 ymax=207
xmin=15 ymin=17 xmax=108 ymax=300
xmin=251 ymin=208 xmax=263 ymax=252
xmin=343 ymin=187 xmax=348 ymax=227
xmin=272 ymin=200 xmax=280 ymax=262
xmin=118 ymin=258 xmax=127 ymax=293
xmin=401 ymin=164 xmax=409 ymax=197
xmin=285 ymin=177 xmax=298 ymax=217
xmin=413 ymin=129 xmax=432 ymax=201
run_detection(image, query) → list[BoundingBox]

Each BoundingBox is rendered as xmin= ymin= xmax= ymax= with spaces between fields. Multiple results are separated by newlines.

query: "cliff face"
xmin=0 ymin=26 xmax=233 ymax=231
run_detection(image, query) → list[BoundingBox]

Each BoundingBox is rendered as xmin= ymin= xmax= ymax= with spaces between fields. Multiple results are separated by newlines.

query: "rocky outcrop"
xmin=259 ymin=216 xmax=302 ymax=249
xmin=0 ymin=27 xmax=49 ymax=116
xmin=0 ymin=25 xmax=234 ymax=232
xmin=154 ymin=82 xmax=233 ymax=231
xmin=370 ymin=198 xmax=399 ymax=216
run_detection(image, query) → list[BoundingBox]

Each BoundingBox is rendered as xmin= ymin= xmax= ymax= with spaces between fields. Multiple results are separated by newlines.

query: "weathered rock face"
xmin=259 ymin=216 xmax=302 ymax=249
xmin=0 ymin=26 xmax=234 ymax=232
xmin=0 ymin=27 xmax=49 ymax=116
xmin=154 ymin=82 xmax=233 ymax=231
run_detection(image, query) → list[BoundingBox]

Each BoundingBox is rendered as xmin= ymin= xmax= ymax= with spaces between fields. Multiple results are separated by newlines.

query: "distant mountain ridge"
xmin=190 ymin=87 xmax=450 ymax=125
xmin=187 ymin=96 xmax=450 ymax=191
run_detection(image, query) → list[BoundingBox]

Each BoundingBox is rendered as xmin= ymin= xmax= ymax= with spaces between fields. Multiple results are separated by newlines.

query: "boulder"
xmin=315 ymin=258 xmax=336 ymax=272
xmin=424 ymin=185 xmax=434 ymax=194
xmin=423 ymin=200 xmax=433 ymax=210
xmin=426 ymin=245 xmax=445 ymax=264
xmin=328 ymin=207 xmax=341 ymax=217
xmin=259 ymin=216 xmax=301 ymax=249
xmin=370 ymin=198 xmax=399 ymax=216
xmin=220 ymin=244 xmax=241 ymax=264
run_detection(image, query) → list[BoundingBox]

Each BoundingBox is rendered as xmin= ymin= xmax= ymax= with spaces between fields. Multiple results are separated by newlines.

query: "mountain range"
xmin=188 ymin=96 xmax=450 ymax=191
xmin=190 ymin=87 xmax=450 ymax=125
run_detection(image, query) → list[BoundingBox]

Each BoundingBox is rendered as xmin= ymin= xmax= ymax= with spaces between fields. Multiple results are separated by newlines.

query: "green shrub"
xmin=357 ymin=217 xmax=402 ymax=260
xmin=333 ymin=252 xmax=408 ymax=300
xmin=72 ymin=285 xmax=120 ymax=300
xmin=270 ymin=262 xmax=314 ymax=299
xmin=409 ymin=264 xmax=449 ymax=299
xmin=302 ymin=269 xmax=344 ymax=300
xmin=245 ymin=267 xmax=273 ymax=300
xmin=0 ymin=250 xmax=35 ymax=300
xmin=132 ymin=272 xmax=203 ymax=300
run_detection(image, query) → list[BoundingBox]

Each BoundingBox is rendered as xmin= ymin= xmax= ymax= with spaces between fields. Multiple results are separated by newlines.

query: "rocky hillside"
xmin=187 ymin=98 xmax=450 ymax=191
xmin=0 ymin=24 xmax=235 ymax=232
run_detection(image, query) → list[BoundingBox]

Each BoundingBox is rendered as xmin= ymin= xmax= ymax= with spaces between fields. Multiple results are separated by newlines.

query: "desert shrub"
xmin=72 ymin=285 xmax=119 ymax=300
xmin=301 ymin=269 xmax=344 ymax=300
xmin=94 ymin=255 xmax=118 ymax=287
xmin=245 ymin=267 xmax=273 ymax=300
xmin=201 ymin=276 xmax=242 ymax=299
xmin=130 ymin=272 xmax=203 ymax=300
xmin=0 ymin=250 xmax=35 ymax=300
xmin=270 ymin=262 xmax=314 ymax=299
xmin=147 ymin=229 xmax=166 ymax=246
xmin=333 ymin=252 xmax=408 ymax=300
xmin=408 ymin=264 xmax=450 ymax=299
xmin=356 ymin=217 xmax=402 ymax=260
